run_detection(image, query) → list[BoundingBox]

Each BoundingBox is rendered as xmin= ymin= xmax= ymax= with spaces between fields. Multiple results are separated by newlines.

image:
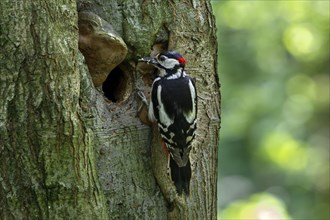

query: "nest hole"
xmin=102 ymin=66 xmax=131 ymax=103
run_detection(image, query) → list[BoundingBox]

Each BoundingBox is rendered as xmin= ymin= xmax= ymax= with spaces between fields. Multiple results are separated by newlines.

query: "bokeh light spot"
xmin=283 ymin=25 xmax=317 ymax=58
xmin=261 ymin=132 xmax=308 ymax=171
xmin=286 ymin=74 xmax=316 ymax=99
xmin=282 ymin=94 xmax=314 ymax=126
xmin=218 ymin=193 xmax=291 ymax=220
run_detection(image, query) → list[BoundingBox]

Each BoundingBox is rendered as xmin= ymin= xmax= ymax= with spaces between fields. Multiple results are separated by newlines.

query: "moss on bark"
xmin=0 ymin=0 xmax=220 ymax=219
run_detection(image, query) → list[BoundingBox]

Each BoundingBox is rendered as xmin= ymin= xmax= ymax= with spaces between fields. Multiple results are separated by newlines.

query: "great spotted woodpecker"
xmin=138 ymin=51 xmax=197 ymax=195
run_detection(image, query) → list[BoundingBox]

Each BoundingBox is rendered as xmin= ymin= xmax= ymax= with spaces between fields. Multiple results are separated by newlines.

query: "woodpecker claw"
xmin=136 ymin=90 xmax=152 ymax=126
xmin=137 ymin=91 xmax=148 ymax=106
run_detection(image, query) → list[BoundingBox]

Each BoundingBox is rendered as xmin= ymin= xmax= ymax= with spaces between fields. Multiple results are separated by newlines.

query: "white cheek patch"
xmin=183 ymin=80 xmax=197 ymax=123
xmin=161 ymin=59 xmax=180 ymax=69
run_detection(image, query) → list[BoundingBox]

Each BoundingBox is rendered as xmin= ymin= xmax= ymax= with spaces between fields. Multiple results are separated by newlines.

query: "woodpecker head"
xmin=138 ymin=50 xmax=186 ymax=71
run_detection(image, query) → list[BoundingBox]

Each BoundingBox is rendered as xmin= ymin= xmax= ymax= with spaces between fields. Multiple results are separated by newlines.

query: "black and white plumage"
xmin=138 ymin=51 xmax=197 ymax=195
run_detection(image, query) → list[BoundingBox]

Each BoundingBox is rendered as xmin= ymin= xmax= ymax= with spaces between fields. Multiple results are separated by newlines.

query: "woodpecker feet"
xmin=136 ymin=90 xmax=152 ymax=126
xmin=137 ymin=90 xmax=149 ymax=107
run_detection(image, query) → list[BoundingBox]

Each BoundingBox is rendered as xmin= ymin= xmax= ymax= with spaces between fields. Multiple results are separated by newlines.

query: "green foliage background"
xmin=212 ymin=1 xmax=329 ymax=219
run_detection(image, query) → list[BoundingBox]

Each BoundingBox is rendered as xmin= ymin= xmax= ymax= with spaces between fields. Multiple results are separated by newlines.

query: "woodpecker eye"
xmin=158 ymin=55 xmax=166 ymax=62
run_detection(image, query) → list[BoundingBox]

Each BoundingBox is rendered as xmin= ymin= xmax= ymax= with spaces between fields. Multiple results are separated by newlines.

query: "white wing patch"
xmin=183 ymin=79 xmax=197 ymax=123
xmin=157 ymin=85 xmax=174 ymax=126
xmin=148 ymin=77 xmax=161 ymax=122
xmin=148 ymin=100 xmax=156 ymax=122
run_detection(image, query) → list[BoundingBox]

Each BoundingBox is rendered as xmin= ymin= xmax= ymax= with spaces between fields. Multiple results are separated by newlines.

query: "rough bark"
xmin=0 ymin=0 xmax=107 ymax=219
xmin=0 ymin=0 xmax=220 ymax=219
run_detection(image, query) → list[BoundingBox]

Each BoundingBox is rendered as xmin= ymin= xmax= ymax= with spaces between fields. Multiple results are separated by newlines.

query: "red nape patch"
xmin=178 ymin=57 xmax=186 ymax=65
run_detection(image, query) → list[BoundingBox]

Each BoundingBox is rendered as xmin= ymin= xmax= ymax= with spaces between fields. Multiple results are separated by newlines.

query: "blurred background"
xmin=211 ymin=1 xmax=329 ymax=219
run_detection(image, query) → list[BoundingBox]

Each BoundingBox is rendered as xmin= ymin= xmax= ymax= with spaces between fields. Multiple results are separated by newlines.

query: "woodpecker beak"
xmin=138 ymin=57 xmax=158 ymax=65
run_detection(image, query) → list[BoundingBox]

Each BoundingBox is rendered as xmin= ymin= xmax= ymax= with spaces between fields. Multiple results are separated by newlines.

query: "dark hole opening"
xmin=102 ymin=66 xmax=125 ymax=102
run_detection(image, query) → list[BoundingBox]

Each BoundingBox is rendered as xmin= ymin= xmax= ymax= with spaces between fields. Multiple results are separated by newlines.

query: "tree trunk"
xmin=0 ymin=0 xmax=220 ymax=219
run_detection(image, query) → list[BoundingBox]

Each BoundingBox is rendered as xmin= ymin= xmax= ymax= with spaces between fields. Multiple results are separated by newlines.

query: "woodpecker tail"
xmin=169 ymin=156 xmax=191 ymax=195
